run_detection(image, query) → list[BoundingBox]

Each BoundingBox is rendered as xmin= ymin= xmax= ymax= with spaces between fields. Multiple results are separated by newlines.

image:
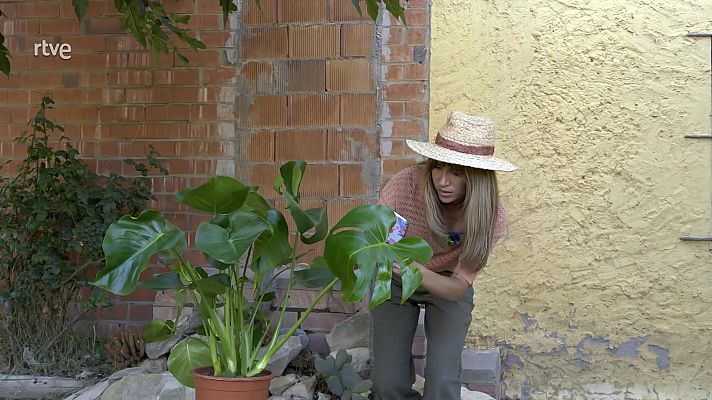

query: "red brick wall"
xmin=0 ymin=0 xmax=430 ymax=336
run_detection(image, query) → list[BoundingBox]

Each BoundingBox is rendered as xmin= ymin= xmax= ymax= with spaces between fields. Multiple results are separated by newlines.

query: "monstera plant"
xmin=92 ymin=160 xmax=431 ymax=397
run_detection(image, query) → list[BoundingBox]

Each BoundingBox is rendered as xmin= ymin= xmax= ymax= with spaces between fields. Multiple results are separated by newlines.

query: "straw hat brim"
xmin=406 ymin=140 xmax=518 ymax=172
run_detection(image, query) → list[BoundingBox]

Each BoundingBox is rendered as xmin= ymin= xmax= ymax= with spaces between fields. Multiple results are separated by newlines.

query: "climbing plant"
xmin=0 ymin=0 xmax=408 ymax=76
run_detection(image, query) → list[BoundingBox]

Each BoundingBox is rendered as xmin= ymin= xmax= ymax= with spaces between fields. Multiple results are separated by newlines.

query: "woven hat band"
xmin=434 ymin=133 xmax=495 ymax=156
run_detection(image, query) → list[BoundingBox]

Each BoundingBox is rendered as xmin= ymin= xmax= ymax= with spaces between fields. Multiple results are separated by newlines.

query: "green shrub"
xmin=0 ymin=96 xmax=166 ymax=375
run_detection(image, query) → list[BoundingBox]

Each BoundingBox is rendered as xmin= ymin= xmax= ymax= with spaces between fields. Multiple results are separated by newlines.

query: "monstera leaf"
xmin=195 ymin=209 xmax=270 ymax=266
xmin=274 ymin=161 xmax=328 ymax=244
xmin=93 ymin=210 xmax=185 ymax=295
xmin=176 ymin=176 xmax=249 ymax=215
xmin=167 ymin=337 xmax=213 ymax=387
xmin=324 ymin=205 xmax=432 ymax=307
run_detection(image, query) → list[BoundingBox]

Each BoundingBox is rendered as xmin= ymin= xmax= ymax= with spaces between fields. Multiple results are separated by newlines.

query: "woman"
xmin=372 ymin=111 xmax=517 ymax=400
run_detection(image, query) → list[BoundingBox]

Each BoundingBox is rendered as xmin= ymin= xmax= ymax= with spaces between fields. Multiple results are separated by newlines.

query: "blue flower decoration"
xmin=444 ymin=231 xmax=462 ymax=246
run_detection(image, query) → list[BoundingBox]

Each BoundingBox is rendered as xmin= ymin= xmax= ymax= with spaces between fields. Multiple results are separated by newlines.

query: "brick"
xmin=243 ymin=0 xmax=277 ymax=24
xmin=387 ymin=27 xmax=405 ymax=45
xmin=82 ymin=88 xmax=125 ymax=103
xmin=405 ymin=101 xmax=427 ymax=117
xmin=20 ymin=72 xmax=62 ymax=88
xmin=243 ymin=96 xmax=287 ymax=128
xmin=327 ymin=129 xmax=377 ymax=161
xmin=185 ymin=15 xmax=222 ymax=30
xmin=146 ymin=104 xmax=190 ymax=121
xmin=95 ymin=303 xmax=128 ymax=321
xmin=197 ymin=0 xmax=225 ymax=13
xmin=405 ymin=64 xmax=428 ymax=80
xmin=275 ymin=60 xmax=325 ymax=93
xmin=190 ymin=104 xmax=222 ymax=121
xmin=241 ymin=62 xmax=273 ymax=93
xmin=383 ymin=83 xmax=426 ymax=101
xmin=342 ymin=23 xmax=374 ymax=56
xmin=289 ymin=25 xmax=340 ymax=59
xmin=2 ymin=20 xmax=40 ymax=36
xmin=17 ymin=2 xmax=60 ymax=18
xmin=203 ymin=67 xmax=240 ymax=85
xmin=381 ymin=138 xmax=406 ymax=157
xmin=384 ymin=101 xmax=405 ymax=118
xmin=326 ymin=59 xmax=373 ymax=92
xmin=241 ymin=130 xmax=275 ymax=162
xmin=301 ymin=312 xmax=351 ymax=332
xmin=108 ymin=71 xmax=153 ymax=86
xmin=128 ymin=303 xmax=153 ymax=321
xmin=242 ymin=26 xmax=288 ymax=59
xmin=326 ymin=198 xmax=371 ymax=227
xmin=84 ymin=17 xmax=123 ymax=34
xmin=275 ymin=129 xmax=327 ymax=162
xmin=125 ymin=88 xmax=154 ymax=103
xmin=392 ymin=119 xmax=425 ymax=137
xmin=278 ymin=0 xmax=327 ymax=23
xmin=153 ymin=70 xmax=201 ymax=85
xmin=100 ymin=105 xmax=145 ymax=122
xmin=301 ymin=164 xmax=339 ymax=196
xmin=244 ymin=164 xmax=280 ymax=197
xmin=340 ymin=163 xmax=372 ymax=197
xmin=330 ymin=0 xmax=371 ymax=22
xmin=382 ymin=158 xmax=416 ymax=176
xmin=341 ymin=94 xmax=376 ymax=126
xmin=198 ymin=31 xmax=232 ymax=48
xmin=405 ymin=8 xmax=428 ymax=25
xmin=289 ymin=95 xmax=339 ymax=127
xmin=407 ymin=27 xmax=428 ymax=45
xmin=162 ymin=0 xmax=195 ymax=13
xmin=39 ymin=19 xmax=80 ymax=34
xmin=386 ymin=45 xmax=412 ymax=62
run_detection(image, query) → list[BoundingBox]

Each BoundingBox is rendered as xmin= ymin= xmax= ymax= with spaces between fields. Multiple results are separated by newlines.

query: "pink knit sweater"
xmin=378 ymin=164 xmax=507 ymax=284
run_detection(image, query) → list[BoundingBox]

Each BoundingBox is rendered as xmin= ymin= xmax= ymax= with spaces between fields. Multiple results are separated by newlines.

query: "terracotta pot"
xmin=193 ymin=367 xmax=273 ymax=400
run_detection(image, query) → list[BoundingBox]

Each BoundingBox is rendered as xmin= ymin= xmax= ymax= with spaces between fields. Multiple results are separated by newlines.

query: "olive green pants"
xmin=371 ymin=275 xmax=475 ymax=400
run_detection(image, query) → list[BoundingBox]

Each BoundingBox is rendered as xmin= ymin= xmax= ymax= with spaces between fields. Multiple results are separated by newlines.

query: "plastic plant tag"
xmin=386 ymin=212 xmax=408 ymax=244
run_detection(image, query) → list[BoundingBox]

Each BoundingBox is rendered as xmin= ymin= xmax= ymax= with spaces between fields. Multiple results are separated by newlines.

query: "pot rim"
xmin=192 ymin=367 xmax=273 ymax=382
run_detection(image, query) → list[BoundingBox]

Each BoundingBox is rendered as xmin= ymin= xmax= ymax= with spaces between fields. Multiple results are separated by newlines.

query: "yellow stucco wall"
xmin=431 ymin=1 xmax=712 ymax=399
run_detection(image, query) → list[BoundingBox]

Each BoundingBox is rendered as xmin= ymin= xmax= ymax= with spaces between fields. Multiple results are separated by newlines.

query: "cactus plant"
xmin=315 ymin=349 xmax=372 ymax=400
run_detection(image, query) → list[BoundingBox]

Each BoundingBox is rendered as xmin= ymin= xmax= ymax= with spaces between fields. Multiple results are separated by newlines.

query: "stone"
xmin=329 ymin=347 xmax=370 ymax=377
xmin=269 ymin=374 xmax=299 ymax=396
xmin=145 ymin=334 xmax=182 ymax=359
xmin=140 ymin=356 xmax=168 ymax=373
xmin=158 ymin=374 xmax=195 ymax=400
xmin=280 ymin=328 xmax=309 ymax=350
xmin=325 ymin=309 xmax=369 ymax=352
xmin=99 ymin=372 xmax=173 ymax=400
xmin=264 ymin=336 xmax=303 ymax=376
xmin=460 ymin=387 xmax=496 ymax=400
xmin=175 ymin=308 xmax=203 ymax=335
xmin=62 ymin=380 xmax=110 ymax=400
xmin=268 ymin=396 xmax=289 ymax=400
xmin=282 ymin=376 xmax=316 ymax=400
xmin=317 ymin=392 xmax=330 ymax=400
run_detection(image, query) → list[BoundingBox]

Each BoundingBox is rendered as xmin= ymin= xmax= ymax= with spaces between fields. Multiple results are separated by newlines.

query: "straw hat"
xmin=406 ymin=111 xmax=517 ymax=172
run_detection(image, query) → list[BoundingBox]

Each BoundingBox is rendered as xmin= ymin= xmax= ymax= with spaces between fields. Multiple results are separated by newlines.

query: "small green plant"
xmin=315 ymin=349 xmax=373 ymax=400
xmin=0 ymin=96 xmax=166 ymax=376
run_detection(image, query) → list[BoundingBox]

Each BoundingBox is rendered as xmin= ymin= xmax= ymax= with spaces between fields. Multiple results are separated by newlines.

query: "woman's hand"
xmin=394 ymin=261 xmax=469 ymax=301
xmin=392 ymin=261 xmax=425 ymax=277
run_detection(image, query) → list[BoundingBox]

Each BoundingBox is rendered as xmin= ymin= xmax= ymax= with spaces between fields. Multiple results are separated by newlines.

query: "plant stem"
xmin=250 ymin=276 xmax=338 ymax=376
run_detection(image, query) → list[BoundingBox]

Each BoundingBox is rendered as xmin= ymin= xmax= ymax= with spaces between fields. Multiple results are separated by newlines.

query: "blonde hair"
xmin=423 ymin=159 xmax=499 ymax=273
